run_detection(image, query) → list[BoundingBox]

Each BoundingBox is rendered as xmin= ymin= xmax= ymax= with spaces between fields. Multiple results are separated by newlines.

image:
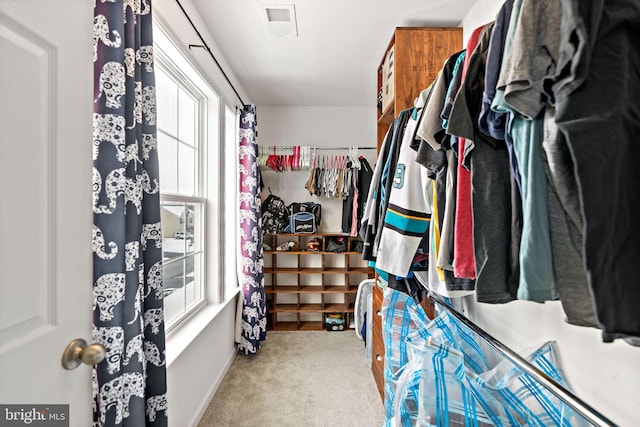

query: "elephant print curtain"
xmin=92 ymin=1 xmax=168 ymax=426
xmin=238 ymin=106 xmax=267 ymax=355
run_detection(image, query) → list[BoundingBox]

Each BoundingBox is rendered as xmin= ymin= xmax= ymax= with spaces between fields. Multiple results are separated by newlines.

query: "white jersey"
xmin=375 ymin=116 xmax=433 ymax=277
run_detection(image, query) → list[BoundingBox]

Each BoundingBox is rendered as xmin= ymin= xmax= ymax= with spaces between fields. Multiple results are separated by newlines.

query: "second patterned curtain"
xmin=237 ymin=105 xmax=267 ymax=355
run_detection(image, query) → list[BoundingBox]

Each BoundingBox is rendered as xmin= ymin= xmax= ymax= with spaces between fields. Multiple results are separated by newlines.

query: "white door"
xmin=0 ymin=1 xmax=94 ymax=425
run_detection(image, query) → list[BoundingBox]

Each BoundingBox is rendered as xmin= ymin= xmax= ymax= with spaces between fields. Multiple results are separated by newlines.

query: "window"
xmin=154 ymin=23 xmax=220 ymax=331
xmin=223 ymin=106 xmax=239 ymax=299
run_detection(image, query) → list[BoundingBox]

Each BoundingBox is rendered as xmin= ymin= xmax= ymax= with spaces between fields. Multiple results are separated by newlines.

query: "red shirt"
xmin=453 ymin=24 xmax=487 ymax=279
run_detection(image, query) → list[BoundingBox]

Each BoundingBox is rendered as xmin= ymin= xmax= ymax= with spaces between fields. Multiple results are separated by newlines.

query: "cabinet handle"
xmin=376 ymin=354 xmax=382 ymax=362
xmin=376 ymin=310 xmax=382 ymax=317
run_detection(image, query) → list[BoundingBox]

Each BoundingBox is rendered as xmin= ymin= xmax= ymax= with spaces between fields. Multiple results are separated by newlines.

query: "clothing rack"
xmin=299 ymin=146 xmax=376 ymax=151
xmin=258 ymin=145 xmax=375 ymax=173
xmin=260 ymin=145 xmax=376 ymax=151
xmin=428 ymin=292 xmax=617 ymax=427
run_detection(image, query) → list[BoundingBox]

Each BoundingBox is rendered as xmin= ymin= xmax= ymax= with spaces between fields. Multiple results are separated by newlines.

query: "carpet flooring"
xmin=198 ymin=330 xmax=385 ymax=427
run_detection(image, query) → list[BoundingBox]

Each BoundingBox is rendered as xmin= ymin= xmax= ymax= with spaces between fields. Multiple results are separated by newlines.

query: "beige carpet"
xmin=198 ymin=331 xmax=385 ymax=427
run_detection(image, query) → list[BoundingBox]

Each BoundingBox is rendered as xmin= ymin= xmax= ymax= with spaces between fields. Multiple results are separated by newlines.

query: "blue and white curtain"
xmin=92 ymin=1 xmax=168 ymax=425
xmin=237 ymin=106 xmax=267 ymax=355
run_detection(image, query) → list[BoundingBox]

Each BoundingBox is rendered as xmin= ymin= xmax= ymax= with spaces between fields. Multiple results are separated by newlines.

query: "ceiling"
xmin=192 ymin=0 xmax=475 ymax=107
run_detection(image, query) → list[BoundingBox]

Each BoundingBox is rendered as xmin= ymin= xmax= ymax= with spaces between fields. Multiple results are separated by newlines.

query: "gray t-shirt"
xmin=542 ymin=107 xmax=599 ymax=328
xmin=499 ymin=0 xmax=562 ymax=118
xmin=416 ymin=70 xmax=447 ymax=151
xmin=449 ymin=22 xmax=515 ymax=303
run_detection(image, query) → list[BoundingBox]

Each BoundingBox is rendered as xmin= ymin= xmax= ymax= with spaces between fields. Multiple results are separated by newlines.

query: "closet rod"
xmin=174 ymin=0 xmax=247 ymax=109
xmin=262 ymin=146 xmax=376 ymax=150
xmin=428 ymin=293 xmax=617 ymax=427
xmin=311 ymin=146 xmax=376 ymax=150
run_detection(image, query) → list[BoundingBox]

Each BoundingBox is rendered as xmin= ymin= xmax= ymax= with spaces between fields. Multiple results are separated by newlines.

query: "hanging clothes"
xmin=437 ymin=53 xmax=465 ymax=274
xmin=493 ymin=0 xmax=558 ymax=303
xmin=352 ymin=157 xmax=372 ymax=236
xmin=479 ymin=0 xmax=521 ymax=192
xmin=414 ymin=50 xmax=465 ymax=157
xmin=548 ymin=0 xmax=640 ymax=342
xmin=542 ymin=106 xmax=598 ymax=328
xmin=477 ymin=0 xmax=523 ymax=300
xmin=375 ymin=113 xmax=433 ymax=278
xmin=342 ymin=163 xmax=356 ymax=233
xmin=459 ymin=21 xmax=518 ymax=304
xmin=342 ymin=155 xmax=373 ymax=235
xmin=450 ymin=25 xmax=485 ymax=281
xmin=414 ymin=49 xmax=476 ymax=295
xmin=361 ymin=127 xmax=394 ymax=263
xmin=361 ymin=0 xmax=640 ymax=345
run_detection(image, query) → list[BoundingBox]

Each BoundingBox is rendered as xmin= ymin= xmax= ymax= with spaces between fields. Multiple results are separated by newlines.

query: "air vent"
xmin=266 ymin=8 xmax=291 ymax=22
xmin=261 ymin=4 xmax=298 ymax=37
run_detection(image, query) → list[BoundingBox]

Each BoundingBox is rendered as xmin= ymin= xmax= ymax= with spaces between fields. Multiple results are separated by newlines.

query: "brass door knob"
xmin=61 ymin=338 xmax=106 ymax=370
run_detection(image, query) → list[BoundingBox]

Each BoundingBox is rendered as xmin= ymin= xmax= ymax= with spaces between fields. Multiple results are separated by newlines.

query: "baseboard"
xmin=187 ymin=347 xmax=237 ymax=427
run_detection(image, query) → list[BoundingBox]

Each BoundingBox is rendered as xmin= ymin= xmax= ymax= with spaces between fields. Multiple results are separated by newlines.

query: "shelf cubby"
xmin=263 ymin=233 xmax=374 ymax=331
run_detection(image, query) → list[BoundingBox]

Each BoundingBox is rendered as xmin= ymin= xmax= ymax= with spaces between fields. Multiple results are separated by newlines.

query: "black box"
xmin=325 ymin=322 xmax=345 ymax=331
xmin=324 ymin=313 xmax=345 ymax=331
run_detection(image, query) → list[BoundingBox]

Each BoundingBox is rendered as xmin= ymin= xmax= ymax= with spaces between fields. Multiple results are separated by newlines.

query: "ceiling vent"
xmin=261 ymin=4 xmax=298 ymax=37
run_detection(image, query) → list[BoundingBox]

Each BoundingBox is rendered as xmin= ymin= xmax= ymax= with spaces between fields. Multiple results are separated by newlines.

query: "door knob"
xmin=61 ymin=338 xmax=106 ymax=370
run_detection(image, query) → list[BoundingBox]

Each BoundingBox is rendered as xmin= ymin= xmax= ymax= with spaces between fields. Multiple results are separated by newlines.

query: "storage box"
xmin=325 ymin=313 xmax=345 ymax=331
xmin=381 ymin=45 xmax=395 ymax=112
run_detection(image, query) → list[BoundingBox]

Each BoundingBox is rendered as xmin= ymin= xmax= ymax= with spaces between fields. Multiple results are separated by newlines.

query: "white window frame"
xmin=153 ymin=22 xmax=221 ymax=333
xmin=223 ymin=106 xmax=240 ymax=300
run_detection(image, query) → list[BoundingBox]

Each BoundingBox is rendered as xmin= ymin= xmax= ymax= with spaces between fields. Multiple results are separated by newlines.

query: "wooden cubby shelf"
xmin=263 ymin=233 xmax=374 ymax=331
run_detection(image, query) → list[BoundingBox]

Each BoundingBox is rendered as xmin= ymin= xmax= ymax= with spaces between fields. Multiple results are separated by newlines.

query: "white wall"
xmin=257 ymin=106 xmax=378 ymax=233
xmin=153 ymin=1 xmax=247 ymax=426
xmin=460 ymin=3 xmax=640 ymax=426
xmin=462 ymin=299 xmax=640 ymax=426
xmin=166 ymin=301 xmax=237 ymax=427
xmin=460 ymin=0 xmax=503 ymax=43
